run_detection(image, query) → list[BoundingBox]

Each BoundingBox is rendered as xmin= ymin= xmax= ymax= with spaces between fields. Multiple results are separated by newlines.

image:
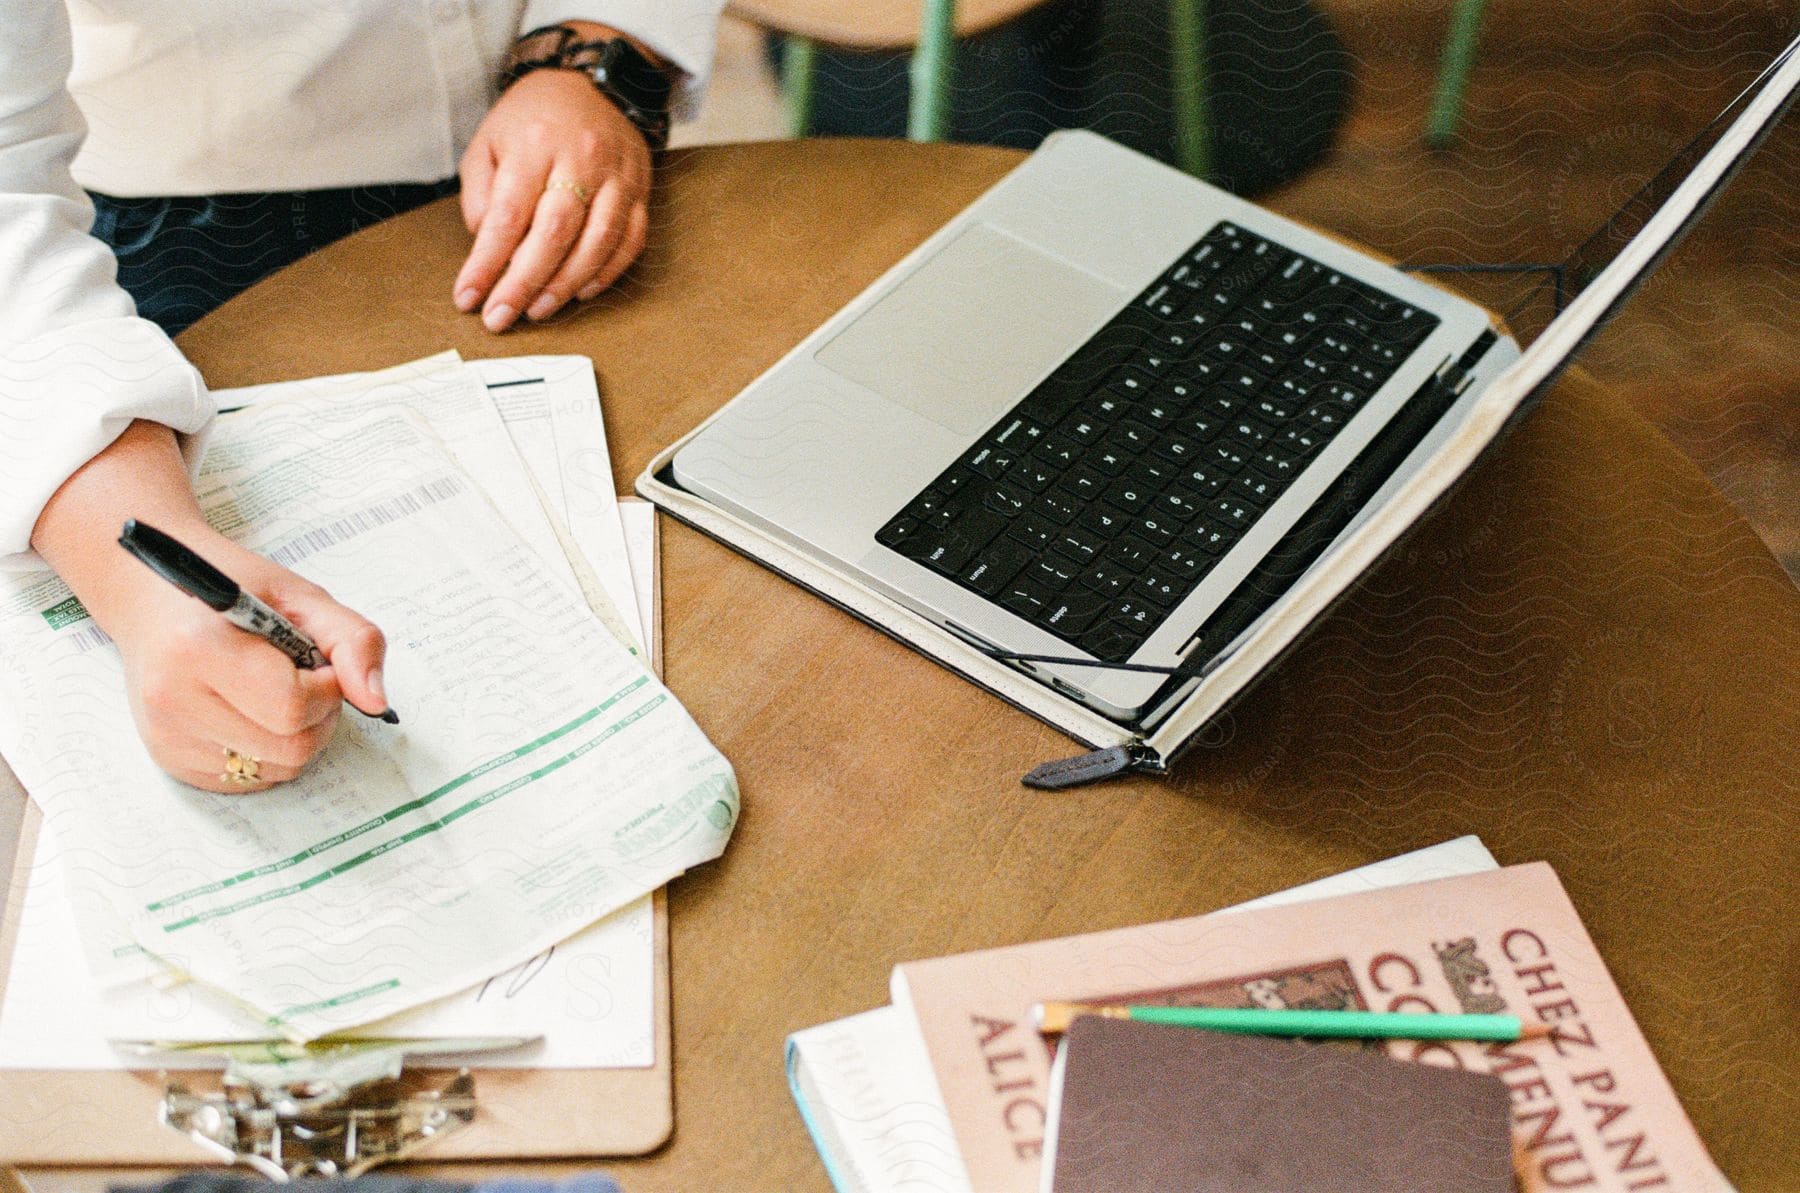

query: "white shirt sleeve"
xmin=519 ymin=0 xmax=728 ymax=118
xmin=0 ymin=0 xmax=214 ymax=566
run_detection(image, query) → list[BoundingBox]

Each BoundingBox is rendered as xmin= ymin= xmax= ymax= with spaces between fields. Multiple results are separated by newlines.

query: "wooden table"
xmin=8 ymin=140 xmax=1799 ymax=1190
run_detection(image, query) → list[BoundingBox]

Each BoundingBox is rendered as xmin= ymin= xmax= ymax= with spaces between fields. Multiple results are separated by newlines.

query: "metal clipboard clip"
xmin=120 ymin=1036 xmax=530 ymax=1178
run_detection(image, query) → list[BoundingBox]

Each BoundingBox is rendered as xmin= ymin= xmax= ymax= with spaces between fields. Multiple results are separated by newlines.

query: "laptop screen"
xmin=1477 ymin=33 xmax=1799 ymax=343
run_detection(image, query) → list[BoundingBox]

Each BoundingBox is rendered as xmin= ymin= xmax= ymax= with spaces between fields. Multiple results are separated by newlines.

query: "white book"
xmin=787 ymin=836 xmax=1500 ymax=1193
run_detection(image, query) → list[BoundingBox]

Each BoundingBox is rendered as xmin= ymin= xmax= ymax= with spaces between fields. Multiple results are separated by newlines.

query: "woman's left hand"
xmin=454 ymin=65 xmax=652 ymax=332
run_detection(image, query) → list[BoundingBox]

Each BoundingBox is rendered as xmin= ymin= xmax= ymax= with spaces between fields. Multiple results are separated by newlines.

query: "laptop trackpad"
xmin=815 ymin=223 xmax=1128 ymax=437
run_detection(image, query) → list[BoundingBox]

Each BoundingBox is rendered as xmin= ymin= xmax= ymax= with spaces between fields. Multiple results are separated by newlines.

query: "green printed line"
xmin=145 ymin=677 xmax=651 ymax=911
xmin=160 ymin=694 xmax=670 ymax=933
xmin=272 ymin=978 xmax=401 ymax=1023
xmin=41 ymin=595 xmax=90 ymax=630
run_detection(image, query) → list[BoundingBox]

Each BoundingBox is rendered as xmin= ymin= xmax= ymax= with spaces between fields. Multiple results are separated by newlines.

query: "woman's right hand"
xmin=31 ymin=420 xmax=388 ymax=793
xmin=107 ymin=529 xmax=389 ymax=792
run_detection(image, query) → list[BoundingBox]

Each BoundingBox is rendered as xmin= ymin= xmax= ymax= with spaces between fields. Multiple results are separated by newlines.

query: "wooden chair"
xmin=728 ymin=0 xmax=1217 ymax=179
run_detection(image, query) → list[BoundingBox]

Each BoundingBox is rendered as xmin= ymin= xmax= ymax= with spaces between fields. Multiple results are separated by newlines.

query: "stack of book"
xmin=787 ymin=838 xmax=1727 ymax=1192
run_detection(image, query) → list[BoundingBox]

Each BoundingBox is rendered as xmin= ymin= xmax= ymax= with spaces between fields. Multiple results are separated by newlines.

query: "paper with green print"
xmin=0 ymin=400 xmax=737 ymax=1042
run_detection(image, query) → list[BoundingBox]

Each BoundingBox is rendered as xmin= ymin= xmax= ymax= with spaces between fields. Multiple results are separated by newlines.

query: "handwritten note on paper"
xmin=0 ymin=401 xmax=734 ymax=1041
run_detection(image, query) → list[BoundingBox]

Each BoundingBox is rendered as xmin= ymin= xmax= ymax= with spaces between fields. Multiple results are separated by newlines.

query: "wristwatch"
xmin=500 ymin=24 xmax=673 ymax=152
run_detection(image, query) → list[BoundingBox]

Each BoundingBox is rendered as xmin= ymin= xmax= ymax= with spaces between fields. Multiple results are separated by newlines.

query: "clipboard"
xmin=0 ymin=499 xmax=672 ymax=1168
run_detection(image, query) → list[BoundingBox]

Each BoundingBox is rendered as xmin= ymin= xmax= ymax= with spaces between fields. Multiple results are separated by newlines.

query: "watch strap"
xmin=500 ymin=24 xmax=673 ymax=152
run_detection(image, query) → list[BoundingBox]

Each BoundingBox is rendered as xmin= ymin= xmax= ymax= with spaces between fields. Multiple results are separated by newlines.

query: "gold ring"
xmin=222 ymin=748 xmax=261 ymax=786
xmin=546 ymin=178 xmax=592 ymax=205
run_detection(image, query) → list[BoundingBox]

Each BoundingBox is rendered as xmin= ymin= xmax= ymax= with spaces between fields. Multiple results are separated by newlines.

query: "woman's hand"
xmin=31 ymin=421 xmax=389 ymax=793
xmin=110 ymin=532 xmax=389 ymax=793
xmin=454 ymin=59 xmax=653 ymax=332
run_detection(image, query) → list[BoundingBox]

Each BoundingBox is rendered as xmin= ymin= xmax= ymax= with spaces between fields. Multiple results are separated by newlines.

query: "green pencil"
xmin=1032 ymin=1001 xmax=1550 ymax=1042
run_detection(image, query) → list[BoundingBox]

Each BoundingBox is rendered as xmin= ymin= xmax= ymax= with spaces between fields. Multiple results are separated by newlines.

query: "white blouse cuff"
xmin=0 ymin=316 xmax=213 ymax=569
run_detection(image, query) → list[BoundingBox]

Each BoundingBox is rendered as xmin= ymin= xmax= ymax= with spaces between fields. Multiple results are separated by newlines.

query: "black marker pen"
xmin=117 ymin=519 xmax=399 ymax=723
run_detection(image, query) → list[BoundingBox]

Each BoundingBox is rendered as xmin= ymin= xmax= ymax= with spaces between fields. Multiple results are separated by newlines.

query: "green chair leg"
xmin=1168 ymin=0 xmax=1213 ymax=181
xmin=1426 ymin=0 xmax=1488 ymax=147
xmin=908 ymin=0 xmax=957 ymax=142
xmin=784 ymin=35 xmax=819 ymax=138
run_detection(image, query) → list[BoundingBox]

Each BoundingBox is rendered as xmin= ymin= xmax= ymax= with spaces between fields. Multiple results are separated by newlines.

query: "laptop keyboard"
xmin=874 ymin=221 xmax=1441 ymax=664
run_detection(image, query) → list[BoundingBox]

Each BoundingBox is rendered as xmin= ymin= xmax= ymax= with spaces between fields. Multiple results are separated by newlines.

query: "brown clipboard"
xmin=0 ymin=499 xmax=672 ymax=1165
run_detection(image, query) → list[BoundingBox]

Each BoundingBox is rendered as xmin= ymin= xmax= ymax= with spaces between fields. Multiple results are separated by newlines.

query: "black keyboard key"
xmin=1103 ymin=480 xmax=1154 ymax=515
xmin=1062 ymin=410 xmax=1105 ymax=443
xmin=1300 ymin=403 xmax=1348 ymax=434
xmin=1206 ymin=441 xmax=1249 ymax=472
xmin=936 ymin=468 xmax=978 ymax=495
xmin=1177 ymin=463 xmax=1230 ymax=496
xmin=966 ymin=444 xmax=1020 ymax=481
xmin=1108 ymin=369 xmax=1154 ymax=399
xmin=1156 ymin=326 xmax=1202 ymax=356
xmin=1028 ymin=557 xmax=1080 ymax=590
xmin=876 ymin=516 xmax=920 ymax=548
xmin=1140 ymin=284 xmax=1186 ymax=322
xmin=1041 ymin=587 xmax=1112 ymax=636
xmin=1131 ymin=399 xmax=1179 ymax=429
xmin=1163 ymin=543 xmax=1214 ymax=580
xmin=1227 ymin=420 xmax=1269 ymax=449
xmin=1178 ymin=411 xmax=1223 ymax=441
xmin=1105 ymin=537 xmax=1158 ymax=571
xmin=982 ymin=485 xmax=1030 ymax=516
xmin=1279 ymin=425 xmax=1325 ymax=456
xmin=1203 ymin=335 xmax=1247 ymax=361
xmin=1052 ymin=526 xmax=1104 ymax=566
xmin=1009 ymin=464 xmax=1056 ymax=494
xmin=1007 ymin=518 xmax=1055 ymax=551
xmin=905 ymin=488 xmax=953 ymax=521
xmin=1250 ymin=448 xmax=1301 ymax=481
xmin=1131 ymin=513 xmax=1177 ymax=545
xmin=1224 ymin=368 xmax=1264 ymax=395
xmin=1211 ymin=499 xmax=1256 ymax=529
xmin=1155 ymin=488 xmax=1205 ymax=521
xmin=1231 ymin=471 xmax=1280 ymax=508
xmin=1102 ymin=423 xmax=1155 ymax=455
xmin=1078 ymin=504 xmax=1131 ymax=538
xmin=1089 ymin=446 xmax=1130 ymax=476
xmin=1185 ymin=523 xmax=1233 ymax=554
xmin=1085 ymin=394 xmax=1127 ymax=423
xmin=1253 ymin=396 xmax=1294 ymax=423
xmin=1108 ymin=599 xmax=1162 ymax=635
xmin=963 ymin=539 xmax=1033 ymax=595
xmin=1153 ymin=435 xmax=1201 ymax=463
xmin=1032 ymin=491 xmax=1081 ymax=525
xmin=1058 ymin=467 xmax=1107 ymax=502
xmin=1363 ymin=340 xmax=1405 ymax=369
xmin=912 ymin=538 xmax=971 ymax=575
xmin=1135 ymin=571 xmax=1185 ymax=609
xmin=1080 ymin=562 xmax=1133 ymax=597
xmin=1034 ymin=437 xmax=1079 ymax=468
xmin=1001 ymin=575 xmax=1058 ymax=619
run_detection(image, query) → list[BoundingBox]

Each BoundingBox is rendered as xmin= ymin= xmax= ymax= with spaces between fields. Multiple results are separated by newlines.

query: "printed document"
xmin=0 ymin=400 xmax=736 ymax=1041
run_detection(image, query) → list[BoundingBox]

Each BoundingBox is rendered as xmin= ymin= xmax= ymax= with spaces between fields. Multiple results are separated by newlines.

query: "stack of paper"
xmin=0 ymin=353 xmax=732 ymax=1057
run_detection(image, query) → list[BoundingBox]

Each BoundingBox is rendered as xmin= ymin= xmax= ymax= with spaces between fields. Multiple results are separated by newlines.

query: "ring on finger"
xmin=222 ymin=747 xmax=261 ymax=785
xmin=546 ymin=178 xmax=592 ymax=205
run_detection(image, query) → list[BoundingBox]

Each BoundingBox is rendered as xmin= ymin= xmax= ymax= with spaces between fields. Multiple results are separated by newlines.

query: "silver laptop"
xmin=674 ymin=39 xmax=1798 ymax=726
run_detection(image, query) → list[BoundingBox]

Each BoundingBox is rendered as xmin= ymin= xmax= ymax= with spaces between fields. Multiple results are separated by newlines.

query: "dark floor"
xmin=1266 ymin=0 xmax=1798 ymax=577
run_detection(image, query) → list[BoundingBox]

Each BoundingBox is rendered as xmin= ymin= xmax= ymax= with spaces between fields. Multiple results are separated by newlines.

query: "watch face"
xmin=592 ymin=39 xmax=673 ymax=114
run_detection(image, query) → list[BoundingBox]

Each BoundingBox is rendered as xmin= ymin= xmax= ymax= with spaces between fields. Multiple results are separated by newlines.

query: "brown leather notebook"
xmin=1044 ymin=1016 xmax=1513 ymax=1193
